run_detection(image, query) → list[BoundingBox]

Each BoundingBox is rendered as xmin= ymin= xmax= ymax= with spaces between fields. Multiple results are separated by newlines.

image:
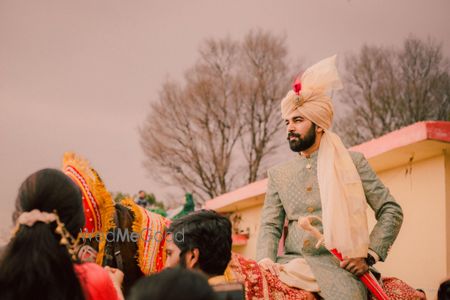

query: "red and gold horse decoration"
xmin=62 ymin=152 xmax=116 ymax=265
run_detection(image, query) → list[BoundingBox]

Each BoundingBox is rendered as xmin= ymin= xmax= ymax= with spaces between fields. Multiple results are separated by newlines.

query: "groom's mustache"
xmin=287 ymin=132 xmax=301 ymax=140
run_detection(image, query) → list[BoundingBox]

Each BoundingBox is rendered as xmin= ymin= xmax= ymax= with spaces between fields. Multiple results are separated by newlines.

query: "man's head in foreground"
xmin=164 ymin=209 xmax=232 ymax=277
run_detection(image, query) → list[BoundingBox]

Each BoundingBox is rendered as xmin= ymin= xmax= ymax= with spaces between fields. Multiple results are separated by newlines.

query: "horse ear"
xmin=185 ymin=248 xmax=200 ymax=269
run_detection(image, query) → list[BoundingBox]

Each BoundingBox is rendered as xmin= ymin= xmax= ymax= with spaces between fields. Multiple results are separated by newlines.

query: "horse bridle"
xmin=76 ymin=210 xmax=125 ymax=270
xmin=103 ymin=211 xmax=124 ymax=270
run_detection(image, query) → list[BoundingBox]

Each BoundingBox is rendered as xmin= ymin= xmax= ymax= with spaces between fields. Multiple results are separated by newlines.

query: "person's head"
xmin=0 ymin=168 xmax=85 ymax=300
xmin=438 ymin=279 xmax=450 ymax=300
xmin=13 ymin=168 xmax=85 ymax=236
xmin=165 ymin=210 xmax=232 ymax=277
xmin=280 ymin=56 xmax=341 ymax=152
xmin=138 ymin=190 xmax=146 ymax=199
xmin=128 ymin=267 xmax=217 ymax=300
xmin=285 ymin=110 xmax=323 ymax=153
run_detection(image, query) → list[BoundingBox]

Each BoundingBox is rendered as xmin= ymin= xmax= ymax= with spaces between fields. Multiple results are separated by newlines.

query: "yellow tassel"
xmin=60 ymin=237 xmax=68 ymax=245
xmin=121 ymin=198 xmax=145 ymax=272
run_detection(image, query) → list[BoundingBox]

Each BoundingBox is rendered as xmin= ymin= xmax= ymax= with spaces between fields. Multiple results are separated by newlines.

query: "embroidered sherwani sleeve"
xmin=256 ymin=169 xmax=286 ymax=262
xmin=353 ymin=152 xmax=403 ymax=261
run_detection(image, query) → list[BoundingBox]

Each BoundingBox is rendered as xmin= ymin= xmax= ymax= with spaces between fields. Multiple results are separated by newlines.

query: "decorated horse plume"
xmin=121 ymin=198 xmax=168 ymax=275
xmin=62 ymin=152 xmax=116 ymax=265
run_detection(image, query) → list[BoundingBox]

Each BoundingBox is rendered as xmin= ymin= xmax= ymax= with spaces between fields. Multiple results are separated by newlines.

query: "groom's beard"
xmin=288 ymin=124 xmax=316 ymax=152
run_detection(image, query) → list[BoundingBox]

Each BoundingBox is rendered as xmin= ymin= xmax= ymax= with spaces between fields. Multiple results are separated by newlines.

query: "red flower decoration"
xmin=292 ymin=77 xmax=302 ymax=95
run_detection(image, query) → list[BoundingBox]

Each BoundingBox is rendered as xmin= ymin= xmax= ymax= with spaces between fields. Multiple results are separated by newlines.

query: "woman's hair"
xmin=128 ymin=267 xmax=217 ymax=300
xmin=0 ymin=168 xmax=86 ymax=300
xmin=438 ymin=279 xmax=450 ymax=300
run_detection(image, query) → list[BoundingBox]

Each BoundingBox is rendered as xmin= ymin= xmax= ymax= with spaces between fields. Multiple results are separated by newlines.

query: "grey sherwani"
xmin=256 ymin=151 xmax=403 ymax=299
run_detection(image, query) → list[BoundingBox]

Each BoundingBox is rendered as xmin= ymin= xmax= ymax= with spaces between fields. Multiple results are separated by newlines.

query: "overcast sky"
xmin=1 ymin=0 xmax=449 ymax=232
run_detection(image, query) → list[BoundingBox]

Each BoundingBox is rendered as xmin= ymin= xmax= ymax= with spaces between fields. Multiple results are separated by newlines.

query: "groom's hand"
xmin=258 ymin=258 xmax=284 ymax=277
xmin=340 ymin=257 xmax=368 ymax=276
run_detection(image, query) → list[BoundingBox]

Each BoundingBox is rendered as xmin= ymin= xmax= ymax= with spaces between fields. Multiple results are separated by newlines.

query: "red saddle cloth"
xmin=225 ymin=253 xmax=315 ymax=300
xmin=378 ymin=277 xmax=426 ymax=300
xmin=225 ymin=253 xmax=426 ymax=300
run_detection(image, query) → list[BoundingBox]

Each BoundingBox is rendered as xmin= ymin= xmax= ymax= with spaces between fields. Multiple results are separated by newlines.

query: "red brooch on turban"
xmin=292 ymin=77 xmax=302 ymax=95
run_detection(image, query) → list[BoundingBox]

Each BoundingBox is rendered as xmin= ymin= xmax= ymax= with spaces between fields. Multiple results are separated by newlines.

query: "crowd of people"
xmin=0 ymin=56 xmax=448 ymax=299
xmin=0 ymin=168 xmax=242 ymax=300
xmin=0 ymin=168 xmax=448 ymax=299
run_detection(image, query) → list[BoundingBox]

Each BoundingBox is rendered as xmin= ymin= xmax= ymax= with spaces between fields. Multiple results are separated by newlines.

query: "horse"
xmin=63 ymin=152 xmax=166 ymax=295
xmin=78 ymin=203 xmax=144 ymax=295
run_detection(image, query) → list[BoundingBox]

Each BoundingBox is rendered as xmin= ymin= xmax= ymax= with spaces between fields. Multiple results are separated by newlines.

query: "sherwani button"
xmin=303 ymin=240 xmax=311 ymax=247
xmin=306 ymin=186 xmax=312 ymax=192
xmin=307 ymin=207 xmax=314 ymax=213
xmin=306 ymin=164 xmax=311 ymax=169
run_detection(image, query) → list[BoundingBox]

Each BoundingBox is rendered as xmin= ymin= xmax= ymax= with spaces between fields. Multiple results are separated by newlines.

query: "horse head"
xmin=62 ymin=152 xmax=167 ymax=294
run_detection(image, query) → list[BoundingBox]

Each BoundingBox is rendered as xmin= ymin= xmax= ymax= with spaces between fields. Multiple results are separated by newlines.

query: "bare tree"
xmin=140 ymin=38 xmax=242 ymax=203
xmin=335 ymin=37 xmax=450 ymax=146
xmin=140 ymin=31 xmax=292 ymax=203
xmin=238 ymin=30 xmax=291 ymax=183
